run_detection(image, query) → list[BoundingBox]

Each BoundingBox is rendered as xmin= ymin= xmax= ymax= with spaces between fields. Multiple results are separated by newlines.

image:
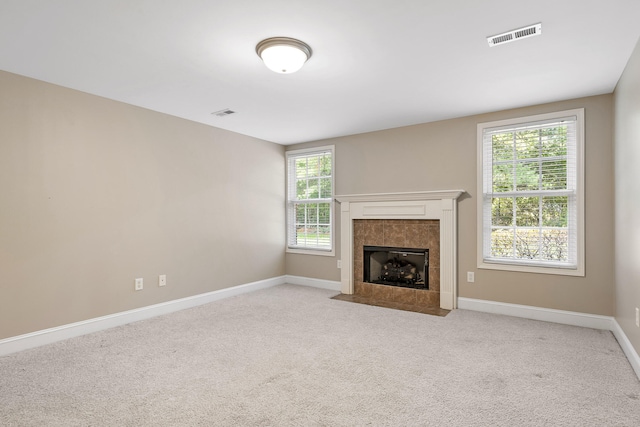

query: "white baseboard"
xmin=458 ymin=297 xmax=640 ymax=381
xmin=610 ymin=319 xmax=640 ymax=380
xmin=0 ymin=275 xmax=286 ymax=357
xmin=285 ymin=275 xmax=341 ymax=291
xmin=457 ymin=297 xmax=613 ymax=330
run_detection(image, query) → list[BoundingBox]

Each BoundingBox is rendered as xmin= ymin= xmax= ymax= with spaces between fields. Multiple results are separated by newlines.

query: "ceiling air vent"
xmin=487 ymin=23 xmax=542 ymax=47
xmin=212 ymin=108 xmax=236 ymax=117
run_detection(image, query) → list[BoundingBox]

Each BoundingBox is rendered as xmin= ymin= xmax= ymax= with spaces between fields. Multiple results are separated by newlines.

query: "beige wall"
xmin=0 ymin=71 xmax=286 ymax=340
xmin=614 ymin=37 xmax=640 ymax=353
xmin=287 ymin=95 xmax=615 ymax=316
xmin=1 ymin=64 xmax=623 ymax=342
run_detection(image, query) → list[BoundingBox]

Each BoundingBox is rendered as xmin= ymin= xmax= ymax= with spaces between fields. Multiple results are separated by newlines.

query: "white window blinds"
xmin=479 ymin=109 xmax=584 ymax=273
xmin=286 ymin=146 xmax=334 ymax=252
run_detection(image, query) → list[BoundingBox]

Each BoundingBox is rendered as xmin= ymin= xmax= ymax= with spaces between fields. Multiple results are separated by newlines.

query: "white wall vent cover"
xmin=487 ymin=23 xmax=542 ymax=47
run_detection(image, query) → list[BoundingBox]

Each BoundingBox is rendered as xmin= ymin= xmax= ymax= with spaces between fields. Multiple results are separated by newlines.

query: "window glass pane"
xmin=515 ymin=161 xmax=540 ymax=191
xmin=541 ymin=159 xmax=567 ymax=190
xmin=320 ymin=155 xmax=332 ymax=176
xmin=491 ymin=228 xmax=514 ymax=258
xmin=542 ymin=196 xmax=568 ymax=227
xmin=306 ymin=156 xmax=319 ymax=177
xmin=295 ymin=159 xmax=307 ymax=179
xmin=540 ymin=126 xmax=567 ymax=157
xmin=492 ymin=133 xmax=513 ymax=161
xmin=514 ymin=229 xmax=540 ymax=259
xmin=319 ymin=178 xmax=332 ymax=198
xmin=491 ymin=197 xmax=513 ymax=226
xmin=318 ymin=225 xmax=331 ymax=245
xmin=296 ymin=179 xmax=307 ymax=199
xmin=308 ymin=179 xmax=320 ymax=199
xmin=295 ymin=203 xmax=306 ymax=224
xmin=307 ymin=203 xmax=318 ymax=224
xmin=296 ymin=226 xmax=313 ymax=246
xmin=515 ymin=129 xmax=540 ymax=160
xmin=515 ymin=196 xmax=539 ymax=226
xmin=492 ymin=163 xmax=513 ymax=192
xmin=540 ymin=229 xmax=569 ymax=261
xmin=318 ymin=203 xmax=330 ymax=224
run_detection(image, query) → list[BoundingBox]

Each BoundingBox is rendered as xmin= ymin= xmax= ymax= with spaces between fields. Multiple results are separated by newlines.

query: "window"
xmin=286 ymin=146 xmax=334 ymax=255
xmin=477 ymin=109 xmax=584 ymax=276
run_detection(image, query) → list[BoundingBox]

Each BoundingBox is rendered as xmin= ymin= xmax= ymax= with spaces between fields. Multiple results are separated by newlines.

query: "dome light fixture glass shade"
xmin=256 ymin=37 xmax=312 ymax=74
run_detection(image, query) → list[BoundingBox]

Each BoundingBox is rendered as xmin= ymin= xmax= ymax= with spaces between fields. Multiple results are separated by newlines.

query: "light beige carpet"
xmin=1 ymin=284 xmax=639 ymax=426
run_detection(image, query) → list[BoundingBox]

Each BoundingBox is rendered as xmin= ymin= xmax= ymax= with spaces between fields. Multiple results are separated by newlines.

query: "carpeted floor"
xmin=1 ymin=284 xmax=639 ymax=426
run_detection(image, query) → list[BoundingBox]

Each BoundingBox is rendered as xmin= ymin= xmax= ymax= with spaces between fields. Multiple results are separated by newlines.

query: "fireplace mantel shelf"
xmin=335 ymin=190 xmax=465 ymax=203
xmin=337 ymin=189 xmax=465 ymax=310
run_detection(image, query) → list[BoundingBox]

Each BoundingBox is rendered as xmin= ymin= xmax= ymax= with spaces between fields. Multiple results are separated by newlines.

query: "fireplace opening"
xmin=363 ymin=246 xmax=429 ymax=290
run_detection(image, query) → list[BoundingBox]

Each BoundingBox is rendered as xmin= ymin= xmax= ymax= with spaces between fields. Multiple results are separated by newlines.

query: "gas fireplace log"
xmin=381 ymin=259 xmax=418 ymax=283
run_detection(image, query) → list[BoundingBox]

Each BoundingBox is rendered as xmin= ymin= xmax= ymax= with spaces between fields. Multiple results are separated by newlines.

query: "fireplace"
xmin=353 ymin=219 xmax=439 ymax=305
xmin=335 ymin=190 xmax=464 ymax=310
xmin=364 ymin=246 xmax=429 ymax=289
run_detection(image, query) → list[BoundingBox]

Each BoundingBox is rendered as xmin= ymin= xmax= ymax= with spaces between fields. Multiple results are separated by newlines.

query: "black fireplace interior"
xmin=363 ymin=245 xmax=429 ymax=289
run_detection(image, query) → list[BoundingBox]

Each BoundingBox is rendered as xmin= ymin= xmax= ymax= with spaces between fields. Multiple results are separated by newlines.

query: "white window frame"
xmin=477 ymin=109 xmax=585 ymax=276
xmin=286 ymin=145 xmax=335 ymax=256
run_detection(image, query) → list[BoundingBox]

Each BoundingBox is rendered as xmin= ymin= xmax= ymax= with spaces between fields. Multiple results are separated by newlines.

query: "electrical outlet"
xmin=159 ymin=274 xmax=167 ymax=287
xmin=337 ymin=260 xmax=342 ymax=269
xmin=467 ymin=272 xmax=475 ymax=283
xmin=134 ymin=278 xmax=143 ymax=291
xmin=636 ymin=307 xmax=639 ymax=328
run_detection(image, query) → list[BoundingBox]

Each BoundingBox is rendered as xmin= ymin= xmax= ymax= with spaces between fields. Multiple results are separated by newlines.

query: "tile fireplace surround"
xmin=335 ymin=190 xmax=464 ymax=310
xmin=355 ymin=220 xmax=439 ymax=306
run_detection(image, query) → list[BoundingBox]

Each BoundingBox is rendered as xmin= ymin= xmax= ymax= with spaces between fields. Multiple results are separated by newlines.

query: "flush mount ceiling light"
xmin=256 ymin=37 xmax=312 ymax=74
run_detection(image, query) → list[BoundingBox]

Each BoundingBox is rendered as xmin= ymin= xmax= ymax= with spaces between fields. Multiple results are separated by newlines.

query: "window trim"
xmin=285 ymin=145 xmax=335 ymax=256
xmin=476 ymin=109 xmax=585 ymax=276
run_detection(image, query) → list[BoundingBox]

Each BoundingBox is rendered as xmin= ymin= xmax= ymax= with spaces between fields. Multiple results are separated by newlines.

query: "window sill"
xmin=477 ymin=260 xmax=584 ymax=277
xmin=287 ymin=247 xmax=335 ymax=257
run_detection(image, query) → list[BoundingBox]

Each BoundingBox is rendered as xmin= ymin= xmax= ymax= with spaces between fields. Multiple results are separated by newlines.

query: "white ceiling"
xmin=1 ymin=1 xmax=639 ymax=145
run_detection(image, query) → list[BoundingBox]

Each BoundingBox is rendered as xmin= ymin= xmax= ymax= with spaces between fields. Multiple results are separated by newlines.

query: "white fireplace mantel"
xmin=335 ymin=190 xmax=464 ymax=310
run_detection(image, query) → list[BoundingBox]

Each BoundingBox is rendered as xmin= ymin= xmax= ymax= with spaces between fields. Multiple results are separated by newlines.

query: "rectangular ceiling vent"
xmin=487 ymin=23 xmax=542 ymax=47
xmin=212 ymin=108 xmax=236 ymax=117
